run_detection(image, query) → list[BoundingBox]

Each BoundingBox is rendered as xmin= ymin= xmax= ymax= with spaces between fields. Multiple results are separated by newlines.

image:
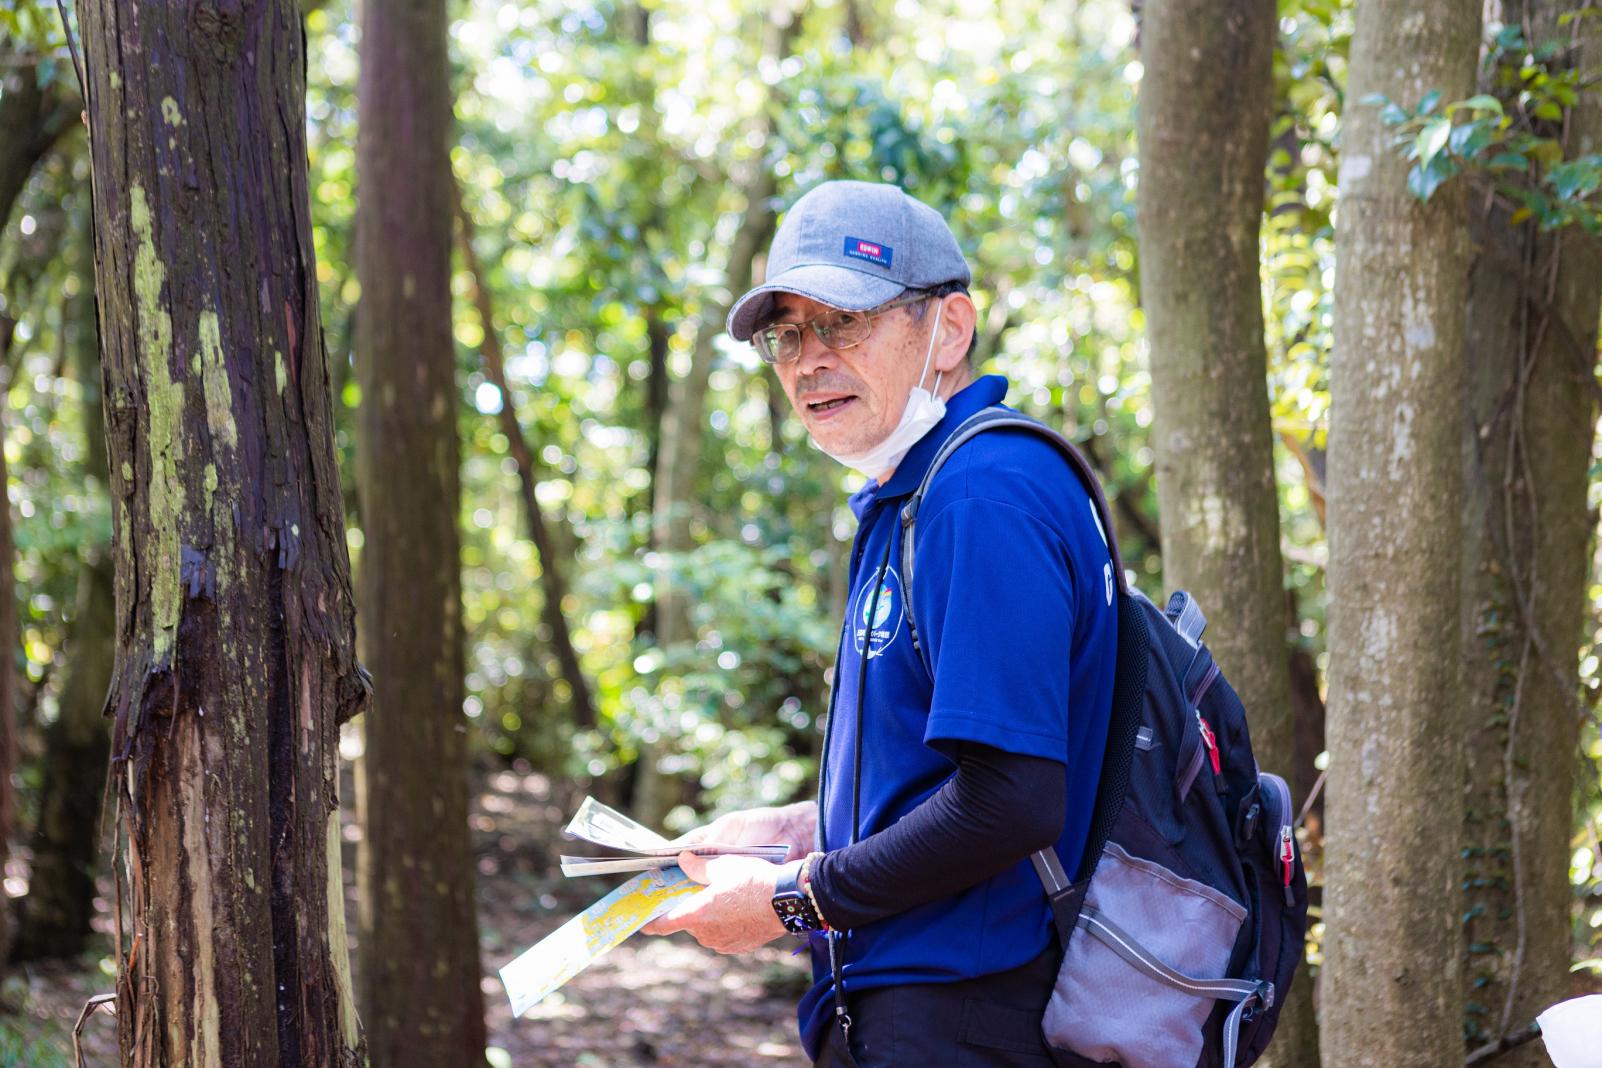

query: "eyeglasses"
xmin=751 ymin=292 xmax=932 ymax=365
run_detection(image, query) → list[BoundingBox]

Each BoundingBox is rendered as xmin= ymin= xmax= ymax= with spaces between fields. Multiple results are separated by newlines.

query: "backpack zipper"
xmin=1197 ymin=710 xmax=1221 ymax=776
xmin=1177 ymin=661 xmax=1224 ymax=801
xmin=1177 ymin=724 xmax=1207 ymax=801
xmin=1259 ymin=772 xmax=1296 ymax=906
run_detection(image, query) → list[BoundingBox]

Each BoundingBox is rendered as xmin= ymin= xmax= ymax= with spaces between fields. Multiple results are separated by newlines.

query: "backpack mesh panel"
xmin=1074 ymin=590 xmax=1149 ymax=883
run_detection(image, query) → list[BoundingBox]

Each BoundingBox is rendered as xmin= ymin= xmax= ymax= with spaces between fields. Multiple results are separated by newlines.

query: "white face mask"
xmin=817 ymin=300 xmax=947 ymax=480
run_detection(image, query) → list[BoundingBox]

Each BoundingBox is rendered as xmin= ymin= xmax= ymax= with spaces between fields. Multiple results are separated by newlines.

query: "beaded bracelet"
xmin=800 ymin=851 xmax=833 ymax=932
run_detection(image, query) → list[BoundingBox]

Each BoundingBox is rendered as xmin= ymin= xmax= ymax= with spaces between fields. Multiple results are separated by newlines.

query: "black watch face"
xmin=772 ymin=890 xmax=815 ymax=933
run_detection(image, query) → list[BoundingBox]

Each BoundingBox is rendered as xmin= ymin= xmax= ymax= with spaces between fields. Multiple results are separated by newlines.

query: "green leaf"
xmin=1533 ymin=100 xmax=1564 ymax=121
xmin=1530 ymin=138 xmax=1565 ymax=166
xmin=1418 ymin=89 xmax=1443 ymax=115
xmin=1546 ymin=158 xmax=1602 ymax=200
xmin=1487 ymin=151 xmax=1528 ymax=171
xmin=1415 ymin=117 xmax=1451 ymax=165
xmin=1407 ymin=156 xmax=1458 ymax=201
xmin=1452 ymin=94 xmax=1504 ymax=115
xmin=1448 ymin=119 xmax=1493 ymax=160
xmin=1379 ymin=102 xmax=1409 ymax=127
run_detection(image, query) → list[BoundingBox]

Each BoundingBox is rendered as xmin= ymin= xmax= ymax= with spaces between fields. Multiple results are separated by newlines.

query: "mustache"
xmin=794 ymin=370 xmax=864 ymax=395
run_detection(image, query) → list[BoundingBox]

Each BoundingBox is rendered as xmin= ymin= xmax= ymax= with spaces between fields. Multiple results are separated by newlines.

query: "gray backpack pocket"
xmin=1042 ymin=843 xmax=1247 ymax=1067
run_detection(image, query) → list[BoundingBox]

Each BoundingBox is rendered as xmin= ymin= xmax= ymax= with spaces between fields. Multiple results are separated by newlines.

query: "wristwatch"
xmin=771 ymin=858 xmax=828 ymax=934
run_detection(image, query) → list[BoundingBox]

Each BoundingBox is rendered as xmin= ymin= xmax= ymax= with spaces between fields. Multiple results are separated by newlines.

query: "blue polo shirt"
xmin=797 ymin=374 xmax=1118 ymax=1058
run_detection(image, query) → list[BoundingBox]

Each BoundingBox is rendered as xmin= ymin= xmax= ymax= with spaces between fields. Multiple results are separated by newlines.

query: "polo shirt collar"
xmin=872 ymin=373 xmax=1009 ymax=500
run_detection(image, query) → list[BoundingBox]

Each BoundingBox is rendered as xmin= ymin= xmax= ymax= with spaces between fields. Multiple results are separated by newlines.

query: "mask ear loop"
xmin=916 ymin=298 xmax=946 ymax=396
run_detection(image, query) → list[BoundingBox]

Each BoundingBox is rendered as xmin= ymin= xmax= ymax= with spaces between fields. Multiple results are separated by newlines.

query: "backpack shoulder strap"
xmin=898 ymin=407 xmax=1127 ymax=674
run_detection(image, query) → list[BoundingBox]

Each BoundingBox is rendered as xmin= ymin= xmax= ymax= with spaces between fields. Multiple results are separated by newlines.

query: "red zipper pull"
xmin=1279 ymin=825 xmax=1296 ymax=905
xmin=1196 ymin=711 xmax=1221 ymax=775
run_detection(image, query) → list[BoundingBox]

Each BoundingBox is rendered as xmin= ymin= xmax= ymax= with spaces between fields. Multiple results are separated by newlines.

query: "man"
xmin=643 ymin=180 xmax=1117 ymax=1067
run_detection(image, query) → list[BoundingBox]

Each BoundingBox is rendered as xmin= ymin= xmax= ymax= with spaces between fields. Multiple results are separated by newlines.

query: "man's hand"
xmin=641 ymin=853 xmax=789 ymax=953
xmin=667 ymin=800 xmax=817 ymax=863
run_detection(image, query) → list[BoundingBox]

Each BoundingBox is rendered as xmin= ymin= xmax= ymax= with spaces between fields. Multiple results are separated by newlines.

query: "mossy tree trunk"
xmin=14 ymin=211 xmax=113 ymax=964
xmin=1460 ymin=3 xmax=1602 ymax=1059
xmin=78 ymin=1 xmax=369 ymax=1063
xmin=1322 ymin=1 xmax=1480 ymax=1064
xmin=1135 ymin=2 xmax=1319 ymax=1063
xmin=353 ymin=1 xmax=487 ymax=1064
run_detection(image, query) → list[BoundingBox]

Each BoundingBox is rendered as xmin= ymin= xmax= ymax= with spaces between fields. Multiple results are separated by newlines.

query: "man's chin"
xmin=807 ymin=427 xmax=869 ymax=456
xmin=804 ymin=409 xmax=877 ymax=449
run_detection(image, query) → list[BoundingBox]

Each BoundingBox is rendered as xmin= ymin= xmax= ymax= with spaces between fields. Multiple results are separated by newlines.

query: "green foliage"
xmin=1366 ymin=19 xmax=1602 ymax=232
xmin=0 ymin=976 xmax=75 ymax=1068
xmin=0 ymin=1022 xmax=72 ymax=1068
xmin=296 ymin=0 xmax=1165 ymax=816
xmin=6 ymin=0 xmax=1600 ymax=997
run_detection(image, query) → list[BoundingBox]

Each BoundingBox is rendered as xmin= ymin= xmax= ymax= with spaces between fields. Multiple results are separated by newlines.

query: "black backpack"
xmin=899 ymin=408 xmax=1309 ymax=1068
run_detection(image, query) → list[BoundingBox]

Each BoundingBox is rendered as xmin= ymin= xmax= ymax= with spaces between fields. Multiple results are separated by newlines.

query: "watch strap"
xmin=771 ymin=859 xmax=826 ymax=934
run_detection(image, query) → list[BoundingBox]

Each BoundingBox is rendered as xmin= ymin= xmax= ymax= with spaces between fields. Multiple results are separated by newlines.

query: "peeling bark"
xmin=78 ymin=1 xmax=369 ymax=1063
xmin=353 ymin=0 xmax=486 ymax=1064
xmin=1322 ymin=0 xmax=1481 ymax=1063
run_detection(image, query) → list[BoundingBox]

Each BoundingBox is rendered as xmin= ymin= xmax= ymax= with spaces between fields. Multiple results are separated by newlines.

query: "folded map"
xmin=498 ymin=797 xmax=792 ymax=1015
xmin=499 ymin=866 xmax=701 ymax=1016
xmin=558 ymin=796 xmax=788 ymax=876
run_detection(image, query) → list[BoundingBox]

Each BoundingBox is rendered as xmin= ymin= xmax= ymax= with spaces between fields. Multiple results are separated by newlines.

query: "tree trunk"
xmin=0 ymin=316 xmax=15 ymax=977
xmin=1460 ymin=3 xmax=1602 ymax=1059
xmin=635 ymin=167 xmax=777 ymax=825
xmin=14 ymin=212 xmax=113 ymax=964
xmin=0 ymin=41 xmax=75 ymax=984
xmin=353 ymin=1 xmax=486 ymax=1064
xmin=1322 ymin=2 xmax=1480 ymax=1064
xmin=0 ymin=50 xmax=77 ymax=232
xmin=1135 ymin=3 xmax=1319 ymax=1063
xmin=78 ymin=1 xmax=368 ymax=1063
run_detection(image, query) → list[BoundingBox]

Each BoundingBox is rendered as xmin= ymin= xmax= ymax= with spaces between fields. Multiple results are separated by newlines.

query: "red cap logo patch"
xmin=843 ymin=236 xmax=894 ymax=268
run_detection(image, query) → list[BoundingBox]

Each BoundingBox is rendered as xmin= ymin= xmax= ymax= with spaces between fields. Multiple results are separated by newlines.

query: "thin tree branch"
xmin=452 ymin=179 xmax=598 ymax=731
xmin=51 ymin=0 xmax=87 ymax=107
xmin=1464 ymin=1020 xmax=1542 ymax=1066
xmin=1077 ymin=432 xmax=1163 ymax=555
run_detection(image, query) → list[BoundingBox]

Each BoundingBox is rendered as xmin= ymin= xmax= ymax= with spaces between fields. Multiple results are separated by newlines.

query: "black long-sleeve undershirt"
xmin=807 ymin=742 xmax=1066 ymax=931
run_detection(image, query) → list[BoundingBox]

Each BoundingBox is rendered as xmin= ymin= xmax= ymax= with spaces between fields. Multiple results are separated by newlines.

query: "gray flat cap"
xmin=726 ymin=180 xmax=971 ymax=342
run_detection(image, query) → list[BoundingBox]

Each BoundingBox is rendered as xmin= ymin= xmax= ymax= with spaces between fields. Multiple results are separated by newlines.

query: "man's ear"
xmin=933 ymin=293 xmax=977 ymax=375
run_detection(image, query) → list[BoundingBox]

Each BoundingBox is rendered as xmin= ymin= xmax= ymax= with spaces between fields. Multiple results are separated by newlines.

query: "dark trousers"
xmin=812 ymin=945 xmax=1060 ymax=1068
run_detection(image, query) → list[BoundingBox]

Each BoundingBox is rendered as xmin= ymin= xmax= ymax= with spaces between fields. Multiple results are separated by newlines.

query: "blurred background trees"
xmin=0 ymin=0 xmax=1599 ymax=1063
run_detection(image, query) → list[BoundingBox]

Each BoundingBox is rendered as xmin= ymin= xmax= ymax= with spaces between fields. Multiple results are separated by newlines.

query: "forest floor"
xmin=2 ymin=764 xmax=812 ymax=1067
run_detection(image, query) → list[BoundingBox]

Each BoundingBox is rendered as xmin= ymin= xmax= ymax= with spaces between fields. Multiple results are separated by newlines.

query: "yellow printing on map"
xmin=499 ymin=866 xmax=700 ymax=1017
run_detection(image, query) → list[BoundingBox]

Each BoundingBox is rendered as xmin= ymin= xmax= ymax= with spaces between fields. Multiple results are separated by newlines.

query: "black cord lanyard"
xmin=815 ymin=525 xmax=896 ymax=1047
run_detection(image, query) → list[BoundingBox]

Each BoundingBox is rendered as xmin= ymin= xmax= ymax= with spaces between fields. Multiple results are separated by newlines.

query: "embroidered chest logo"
xmin=852 ymin=565 xmax=905 ymax=659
